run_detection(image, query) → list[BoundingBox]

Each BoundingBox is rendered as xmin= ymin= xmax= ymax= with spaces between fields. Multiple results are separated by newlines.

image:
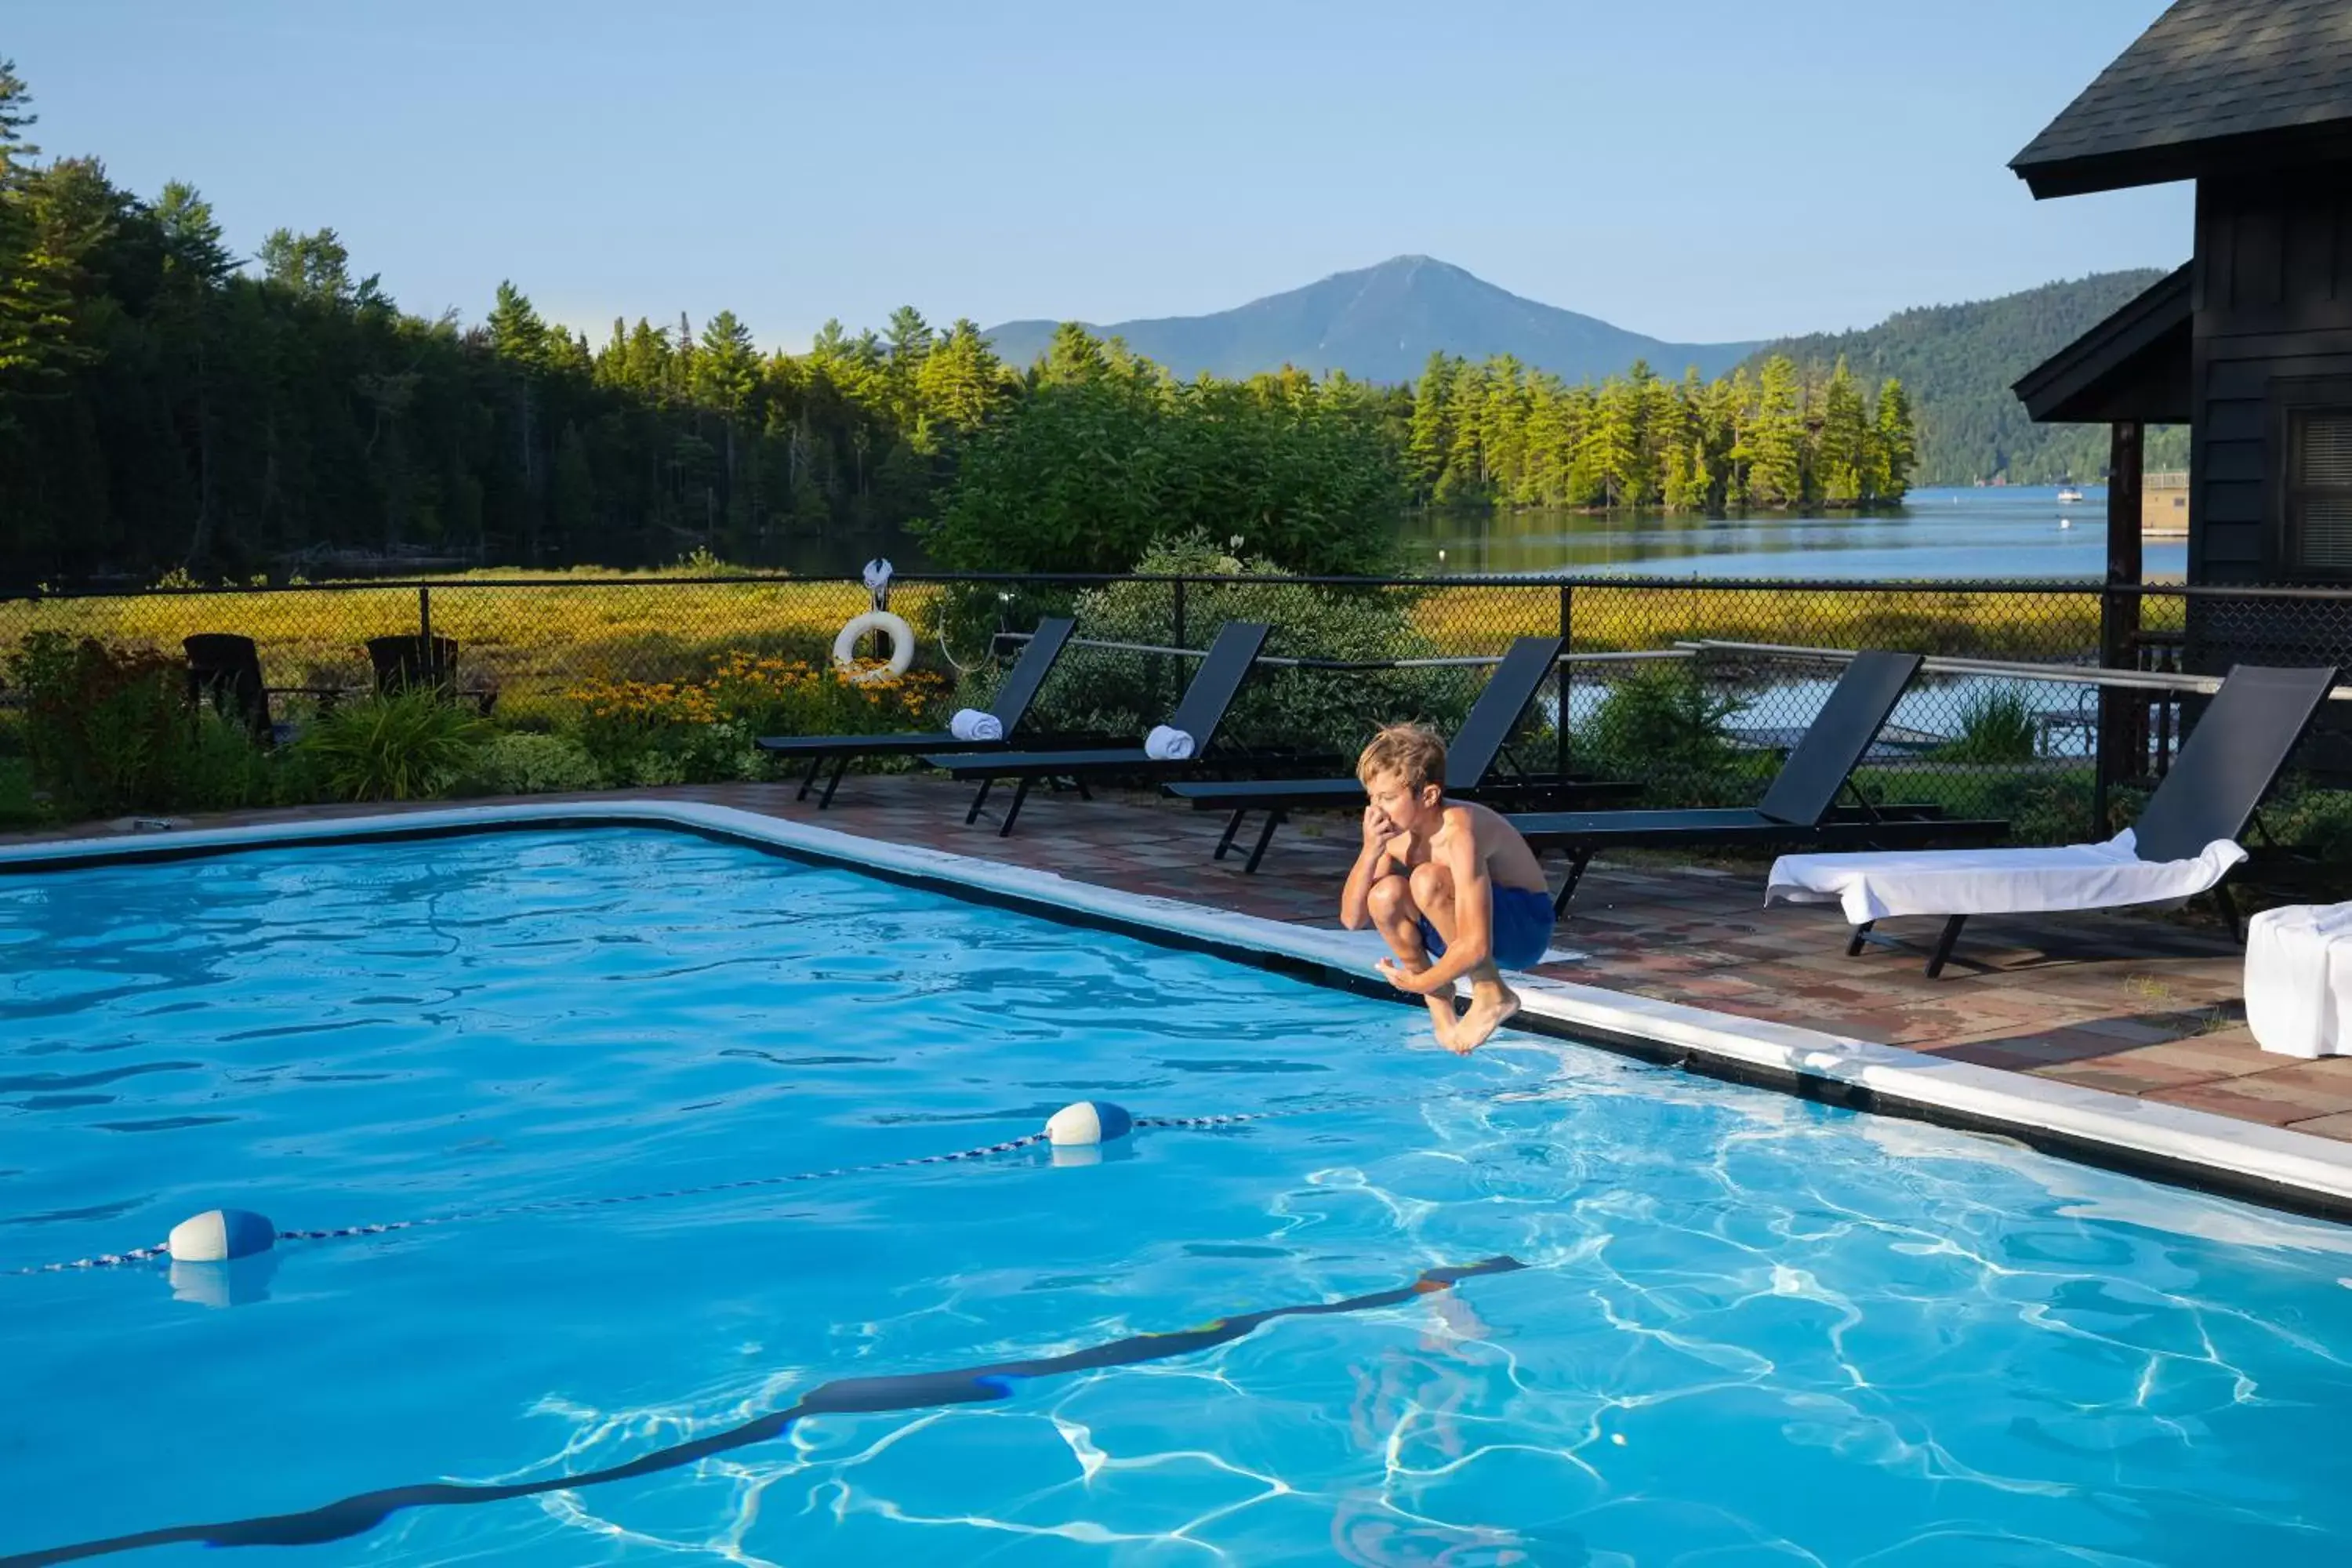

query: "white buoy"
xmin=1045 ymin=1102 xmax=1133 ymax=1148
xmin=167 ymin=1208 xmax=276 ymax=1263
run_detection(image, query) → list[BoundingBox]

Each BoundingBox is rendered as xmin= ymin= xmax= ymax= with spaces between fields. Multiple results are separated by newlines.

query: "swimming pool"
xmin=5 ymin=826 xmax=2350 ymax=1565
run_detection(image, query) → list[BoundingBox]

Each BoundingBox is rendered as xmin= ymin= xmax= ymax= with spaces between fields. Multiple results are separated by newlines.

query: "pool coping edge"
xmin=9 ymin=799 xmax=2351 ymax=1221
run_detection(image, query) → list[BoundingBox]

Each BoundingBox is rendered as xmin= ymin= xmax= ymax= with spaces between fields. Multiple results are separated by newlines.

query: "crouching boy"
xmin=1339 ymin=724 xmax=1556 ymax=1054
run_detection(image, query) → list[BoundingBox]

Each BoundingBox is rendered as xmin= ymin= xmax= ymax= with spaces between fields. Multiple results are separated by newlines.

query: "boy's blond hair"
xmin=1356 ymin=723 xmax=1448 ymax=793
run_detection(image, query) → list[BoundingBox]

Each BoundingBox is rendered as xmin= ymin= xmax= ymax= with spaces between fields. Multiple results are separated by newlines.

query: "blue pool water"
xmin=4 ymin=829 xmax=2352 ymax=1566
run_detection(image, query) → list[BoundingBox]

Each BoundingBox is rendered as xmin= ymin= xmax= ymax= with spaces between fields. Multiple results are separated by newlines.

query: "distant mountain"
xmin=983 ymin=256 xmax=1760 ymax=386
xmin=1747 ymin=270 xmax=2189 ymax=487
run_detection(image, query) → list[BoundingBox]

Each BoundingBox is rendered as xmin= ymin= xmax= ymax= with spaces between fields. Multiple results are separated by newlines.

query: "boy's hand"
xmin=1378 ymin=957 xmax=1439 ymax=995
xmin=1361 ymin=805 xmax=1392 ymax=847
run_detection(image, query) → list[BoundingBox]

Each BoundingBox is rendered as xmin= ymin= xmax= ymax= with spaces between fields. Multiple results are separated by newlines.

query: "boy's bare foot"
xmin=1421 ymin=992 xmax=1461 ymax=1051
xmin=1447 ymin=985 xmax=1521 ymax=1054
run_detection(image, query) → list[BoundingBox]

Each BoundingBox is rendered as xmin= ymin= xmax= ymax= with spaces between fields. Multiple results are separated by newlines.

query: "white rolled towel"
xmin=949 ymin=707 xmax=1003 ymax=742
xmin=1144 ymin=724 xmax=1196 ymax=760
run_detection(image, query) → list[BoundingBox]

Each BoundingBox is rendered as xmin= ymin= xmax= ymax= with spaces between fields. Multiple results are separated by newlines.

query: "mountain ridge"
xmin=983 ymin=256 xmax=1761 ymax=385
xmin=985 ymin=256 xmax=2180 ymax=486
xmin=1745 ymin=267 xmax=2185 ymax=485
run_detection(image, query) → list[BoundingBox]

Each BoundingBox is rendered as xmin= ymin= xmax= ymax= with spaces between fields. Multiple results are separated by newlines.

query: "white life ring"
xmin=832 ymin=611 xmax=916 ymax=682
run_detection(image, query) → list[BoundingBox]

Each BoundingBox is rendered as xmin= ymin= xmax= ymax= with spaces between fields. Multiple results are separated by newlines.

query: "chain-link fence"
xmin=5 ymin=572 xmax=2352 ymax=850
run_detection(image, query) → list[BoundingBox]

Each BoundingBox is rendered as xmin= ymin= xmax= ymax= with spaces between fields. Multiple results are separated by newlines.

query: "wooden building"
xmin=2010 ymin=0 xmax=2352 ymax=779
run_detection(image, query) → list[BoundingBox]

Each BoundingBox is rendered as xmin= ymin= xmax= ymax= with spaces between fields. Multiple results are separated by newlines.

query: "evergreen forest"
xmin=2 ymin=59 xmax=1926 ymax=587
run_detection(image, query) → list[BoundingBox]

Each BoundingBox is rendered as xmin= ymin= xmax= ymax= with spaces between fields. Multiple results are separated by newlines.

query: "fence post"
xmin=419 ymin=584 xmax=433 ymax=644
xmin=2094 ymin=420 xmax=2143 ymax=839
xmin=1555 ymin=581 xmax=1573 ymax=782
xmin=1171 ymin=576 xmax=1189 ymax=711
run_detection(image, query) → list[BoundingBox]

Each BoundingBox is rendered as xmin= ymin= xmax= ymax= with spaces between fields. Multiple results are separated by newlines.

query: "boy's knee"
xmin=1367 ymin=874 xmax=1413 ymax=922
xmin=1408 ymin=862 xmax=1452 ymax=908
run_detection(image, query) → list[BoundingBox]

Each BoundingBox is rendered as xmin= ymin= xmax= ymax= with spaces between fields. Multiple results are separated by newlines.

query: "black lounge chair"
xmin=1163 ymin=635 xmax=1639 ymax=873
xmin=927 ymin=620 xmax=1273 ymax=836
xmin=756 ymin=616 xmax=1080 ymax=808
xmin=1777 ymin=662 xmax=2343 ymax=976
xmin=1509 ymin=648 xmax=2009 ymax=916
xmin=366 ymin=634 xmax=497 ymax=715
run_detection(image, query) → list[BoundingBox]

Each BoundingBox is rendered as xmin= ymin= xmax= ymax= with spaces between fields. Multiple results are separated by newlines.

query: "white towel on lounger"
xmin=949 ymin=708 xmax=1002 ymax=742
xmin=1144 ymin=724 xmax=1196 ymax=761
xmin=1763 ymin=829 xmax=2246 ymax=926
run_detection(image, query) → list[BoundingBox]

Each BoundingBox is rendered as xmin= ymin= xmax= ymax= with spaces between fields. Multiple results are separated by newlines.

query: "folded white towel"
xmin=1144 ymin=724 xmax=1196 ymax=761
xmin=2246 ymin=900 xmax=2352 ymax=1058
xmin=949 ymin=708 xmax=1002 ymax=742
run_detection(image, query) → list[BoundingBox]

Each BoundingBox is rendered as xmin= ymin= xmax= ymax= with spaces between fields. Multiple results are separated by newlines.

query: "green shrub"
xmin=1940 ymin=687 xmax=2039 ymax=764
xmin=296 ymin=690 xmax=488 ymax=801
xmin=1982 ymin=769 xmax=2103 ymax=845
xmin=1 ymin=630 xmax=276 ymax=818
xmin=2261 ymin=784 xmax=2352 ymax=864
xmin=1578 ymin=662 xmax=1740 ymax=794
xmin=1026 ymin=531 xmax=1472 ymax=760
xmin=454 ymin=732 xmax=606 ymax=797
xmin=0 ymin=756 xmax=44 ymax=828
xmin=917 ymin=349 xmax=1403 ymax=576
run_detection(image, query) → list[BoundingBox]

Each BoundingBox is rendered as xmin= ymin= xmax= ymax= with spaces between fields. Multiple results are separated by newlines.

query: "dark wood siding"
xmin=2190 ymin=169 xmax=2352 ymax=590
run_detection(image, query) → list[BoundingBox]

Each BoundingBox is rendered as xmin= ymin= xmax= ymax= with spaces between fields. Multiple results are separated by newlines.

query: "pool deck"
xmin=9 ymin=775 xmax=2352 ymax=1146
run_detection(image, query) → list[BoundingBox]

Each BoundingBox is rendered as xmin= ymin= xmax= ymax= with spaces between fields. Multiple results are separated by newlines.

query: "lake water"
xmin=1398 ymin=485 xmax=2177 ymax=581
xmin=771 ymin=487 xmax=2171 ymax=583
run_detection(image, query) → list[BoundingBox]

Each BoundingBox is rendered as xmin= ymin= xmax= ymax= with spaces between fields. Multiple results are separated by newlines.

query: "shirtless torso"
xmin=1374 ymin=798 xmax=1548 ymax=895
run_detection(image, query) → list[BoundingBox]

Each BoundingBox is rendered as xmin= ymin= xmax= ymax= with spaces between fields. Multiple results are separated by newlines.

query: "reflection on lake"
xmin=1397 ymin=485 xmax=2183 ymax=581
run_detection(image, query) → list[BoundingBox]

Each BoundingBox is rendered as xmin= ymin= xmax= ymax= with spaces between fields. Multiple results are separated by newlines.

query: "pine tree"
xmin=1656 ymin=370 xmax=1704 ymax=512
xmin=1871 ymin=378 xmax=1918 ymax=499
xmin=1584 ymin=376 xmax=1642 ymax=509
xmin=257 ymin=227 xmax=354 ymax=303
xmin=1438 ymin=361 xmax=1490 ymax=503
xmin=1747 ymin=356 xmax=1804 ymax=507
xmin=1521 ymin=374 xmax=1573 ymax=505
xmin=1477 ymin=356 xmax=1528 ymax=499
xmin=0 ymin=60 xmax=84 ymax=423
xmin=884 ymin=305 xmax=933 ymax=366
xmin=1040 ymin=321 xmax=1107 ymax=383
xmin=487 ymin=281 xmax=550 ymax=365
xmin=1406 ymin=351 xmax=1454 ymax=497
xmin=1817 ymin=358 xmax=1867 ymax=504
xmin=694 ymin=309 xmax=760 ymax=514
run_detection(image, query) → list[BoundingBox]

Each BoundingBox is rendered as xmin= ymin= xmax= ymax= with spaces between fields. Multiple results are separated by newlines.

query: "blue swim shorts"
xmin=1419 ymin=884 xmax=1555 ymax=971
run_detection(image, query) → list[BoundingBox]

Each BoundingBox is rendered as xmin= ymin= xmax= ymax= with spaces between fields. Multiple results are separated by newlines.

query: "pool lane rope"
xmin=8 ymin=1091 xmax=1522 ymax=1278
xmin=2 ymin=1254 xmax=1527 ymax=1565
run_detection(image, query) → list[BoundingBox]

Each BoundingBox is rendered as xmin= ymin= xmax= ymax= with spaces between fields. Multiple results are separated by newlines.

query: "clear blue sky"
xmin=10 ymin=0 xmax=2187 ymax=351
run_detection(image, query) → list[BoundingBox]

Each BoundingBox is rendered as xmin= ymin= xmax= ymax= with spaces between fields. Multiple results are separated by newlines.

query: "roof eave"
xmin=2012 ymin=263 xmax=2194 ymax=425
xmin=2013 ymin=119 xmax=2352 ymax=198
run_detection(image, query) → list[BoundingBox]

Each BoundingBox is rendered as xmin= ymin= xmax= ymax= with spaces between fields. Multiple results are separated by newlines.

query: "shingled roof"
xmin=2012 ymin=0 xmax=2352 ymax=198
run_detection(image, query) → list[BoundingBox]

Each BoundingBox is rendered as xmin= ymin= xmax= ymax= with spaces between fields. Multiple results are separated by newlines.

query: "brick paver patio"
xmin=13 ymin=774 xmax=2352 ymax=1144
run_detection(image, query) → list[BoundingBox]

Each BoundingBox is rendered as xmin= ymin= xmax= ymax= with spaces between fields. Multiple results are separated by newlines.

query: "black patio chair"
xmin=1509 ymin=649 xmax=2009 ymax=916
xmin=365 ymin=635 xmax=497 ymax=715
xmin=183 ymin=633 xmax=276 ymax=746
xmin=1163 ymin=635 xmax=1640 ymax=873
xmin=183 ymin=633 xmax=344 ymax=746
xmin=756 ymin=616 xmax=1080 ymax=808
xmin=1808 ymin=662 xmax=2342 ymax=976
xmin=926 ymin=620 xmax=1273 ymax=836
